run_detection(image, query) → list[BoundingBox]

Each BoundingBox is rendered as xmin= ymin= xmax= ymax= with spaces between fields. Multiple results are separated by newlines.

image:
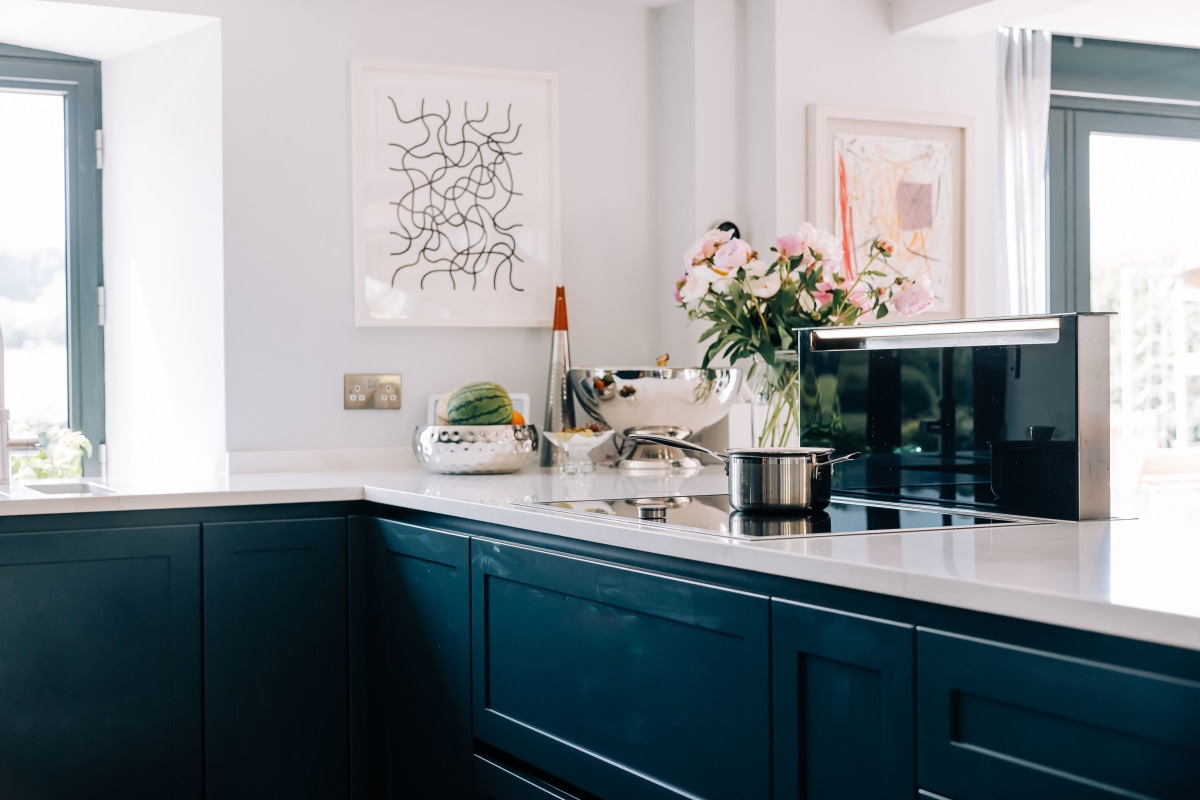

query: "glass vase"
xmin=748 ymin=351 xmax=801 ymax=448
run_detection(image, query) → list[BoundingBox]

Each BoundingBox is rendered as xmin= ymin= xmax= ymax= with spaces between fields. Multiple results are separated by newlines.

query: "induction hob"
xmin=520 ymin=494 xmax=1041 ymax=540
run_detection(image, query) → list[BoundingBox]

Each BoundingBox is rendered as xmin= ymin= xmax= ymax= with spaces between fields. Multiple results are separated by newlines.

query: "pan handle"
xmin=813 ymin=451 xmax=861 ymax=479
xmin=626 ymin=434 xmax=729 ymax=464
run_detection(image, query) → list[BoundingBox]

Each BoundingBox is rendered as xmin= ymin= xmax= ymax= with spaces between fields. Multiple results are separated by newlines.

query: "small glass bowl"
xmin=544 ymin=429 xmax=615 ymax=475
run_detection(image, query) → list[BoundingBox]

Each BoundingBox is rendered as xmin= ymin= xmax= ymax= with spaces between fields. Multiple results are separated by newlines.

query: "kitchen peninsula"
xmin=0 ymin=464 xmax=1196 ymax=799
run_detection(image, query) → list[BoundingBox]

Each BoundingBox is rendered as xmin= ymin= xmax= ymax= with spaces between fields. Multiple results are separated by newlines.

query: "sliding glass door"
xmin=1049 ymin=100 xmax=1200 ymax=493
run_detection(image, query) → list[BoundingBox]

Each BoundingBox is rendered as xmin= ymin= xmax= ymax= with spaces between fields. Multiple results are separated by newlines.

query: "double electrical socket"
xmin=344 ymin=374 xmax=402 ymax=410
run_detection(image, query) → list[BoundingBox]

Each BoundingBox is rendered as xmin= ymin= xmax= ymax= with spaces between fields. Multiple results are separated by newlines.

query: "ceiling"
xmin=0 ymin=0 xmax=216 ymax=60
xmin=1014 ymin=0 xmax=1200 ymax=49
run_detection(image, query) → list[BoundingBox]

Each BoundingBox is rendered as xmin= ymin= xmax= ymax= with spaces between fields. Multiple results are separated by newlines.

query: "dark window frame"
xmin=1048 ymin=36 xmax=1200 ymax=313
xmin=0 ymin=43 xmax=104 ymax=474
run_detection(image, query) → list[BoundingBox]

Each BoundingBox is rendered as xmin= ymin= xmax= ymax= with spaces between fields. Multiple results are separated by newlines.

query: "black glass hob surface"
xmin=524 ymin=495 xmax=1035 ymax=540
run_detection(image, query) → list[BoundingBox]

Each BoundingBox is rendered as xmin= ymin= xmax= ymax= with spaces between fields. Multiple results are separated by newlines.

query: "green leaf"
xmin=876 ymin=304 xmax=889 ymax=319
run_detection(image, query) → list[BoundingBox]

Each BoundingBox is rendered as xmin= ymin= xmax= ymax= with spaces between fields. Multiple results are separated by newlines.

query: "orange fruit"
xmin=512 ymin=410 xmax=526 ymax=425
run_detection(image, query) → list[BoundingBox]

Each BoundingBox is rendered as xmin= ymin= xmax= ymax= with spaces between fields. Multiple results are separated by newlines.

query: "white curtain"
xmin=997 ymin=28 xmax=1052 ymax=315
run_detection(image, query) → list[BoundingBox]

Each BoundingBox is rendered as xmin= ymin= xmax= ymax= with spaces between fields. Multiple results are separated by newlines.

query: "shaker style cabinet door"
xmin=0 ymin=525 xmax=203 ymax=800
xmin=472 ymin=539 xmax=772 ymax=800
xmin=203 ymin=518 xmax=348 ymax=800
xmin=918 ymin=629 xmax=1200 ymax=799
xmin=771 ymin=598 xmax=916 ymax=800
xmin=356 ymin=516 xmax=472 ymax=799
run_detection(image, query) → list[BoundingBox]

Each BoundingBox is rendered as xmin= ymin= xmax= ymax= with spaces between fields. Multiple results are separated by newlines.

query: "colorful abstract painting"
xmin=833 ymin=134 xmax=953 ymax=312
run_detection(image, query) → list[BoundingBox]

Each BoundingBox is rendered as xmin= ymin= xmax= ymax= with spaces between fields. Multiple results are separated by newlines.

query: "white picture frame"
xmin=807 ymin=105 xmax=975 ymax=319
xmin=351 ymin=60 xmax=562 ymax=327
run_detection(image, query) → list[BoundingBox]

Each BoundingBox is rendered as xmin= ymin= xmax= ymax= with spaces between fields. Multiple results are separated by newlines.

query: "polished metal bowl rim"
xmin=568 ymin=366 xmax=738 ymax=378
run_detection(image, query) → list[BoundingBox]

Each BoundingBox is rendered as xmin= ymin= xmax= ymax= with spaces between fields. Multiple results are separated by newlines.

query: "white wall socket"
xmin=344 ymin=374 xmax=402 ymax=410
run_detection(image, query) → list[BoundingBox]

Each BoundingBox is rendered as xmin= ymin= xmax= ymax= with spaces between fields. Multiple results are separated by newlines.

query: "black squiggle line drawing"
xmin=385 ymin=98 xmax=524 ymax=292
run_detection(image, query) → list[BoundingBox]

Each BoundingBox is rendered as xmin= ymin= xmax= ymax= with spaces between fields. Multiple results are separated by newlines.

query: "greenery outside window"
xmin=0 ymin=43 xmax=104 ymax=475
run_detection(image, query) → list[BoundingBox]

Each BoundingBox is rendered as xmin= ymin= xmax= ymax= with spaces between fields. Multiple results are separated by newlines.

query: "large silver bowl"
xmin=567 ymin=367 xmax=741 ymax=470
xmin=413 ymin=425 xmax=539 ymax=474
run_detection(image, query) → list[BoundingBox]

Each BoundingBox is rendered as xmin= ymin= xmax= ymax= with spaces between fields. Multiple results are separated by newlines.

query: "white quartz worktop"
xmin=1 ymin=464 xmax=1198 ymax=652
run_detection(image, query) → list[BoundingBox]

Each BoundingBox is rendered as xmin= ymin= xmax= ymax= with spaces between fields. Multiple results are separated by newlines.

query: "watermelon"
xmin=446 ymin=382 xmax=514 ymax=426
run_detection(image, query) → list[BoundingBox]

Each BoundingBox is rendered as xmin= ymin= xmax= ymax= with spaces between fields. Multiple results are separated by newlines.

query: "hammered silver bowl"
xmin=413 ymin=425 xmax=540 ymax=474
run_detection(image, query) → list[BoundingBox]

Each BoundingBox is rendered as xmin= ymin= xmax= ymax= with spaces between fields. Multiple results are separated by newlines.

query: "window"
xmin=0 ymin=44 xmax=103 ymax=474
xmin=1048 ymin=36 xmax=1200 ymax=494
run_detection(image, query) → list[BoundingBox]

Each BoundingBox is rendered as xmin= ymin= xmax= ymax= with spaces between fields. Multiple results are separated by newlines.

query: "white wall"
xmin=41 ymin=0 xmax=1003 ymax=462
xmin=215 ymin=0 xmax=655 ymax=453
xmin=101 ymin=20 xmax=227 ymax=482
xmin=59 ymin=0 xmax=656 ymax=456
xmin=768 ymin=0 xmax=1000 ymax=316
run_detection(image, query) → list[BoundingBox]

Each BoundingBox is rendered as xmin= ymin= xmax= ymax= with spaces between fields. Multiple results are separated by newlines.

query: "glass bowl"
xmin=543 ymin=429 xmax=615 ymax=474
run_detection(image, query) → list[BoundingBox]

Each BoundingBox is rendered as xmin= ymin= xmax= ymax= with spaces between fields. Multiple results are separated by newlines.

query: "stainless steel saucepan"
xmin=627 ymin=434 xmax=860 ymax=513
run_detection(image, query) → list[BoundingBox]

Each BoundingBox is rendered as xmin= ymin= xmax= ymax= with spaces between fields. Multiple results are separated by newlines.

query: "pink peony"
xmin=813 ymin=281 xmax=836 ymax=307
xmin=713 ymin=238 xmax=754 ymax=272
xmin=892 ymin=280 xmax=935 ymax=316
xmin=683 ymin=228 xmax=734 ymax=266
xmin=776 ymin=233 xmax=806 ymax=259
xmin=674 ymin=274 xmax=688 ymax=303
xmin=702 ymin=227 xmax=733 ymax=256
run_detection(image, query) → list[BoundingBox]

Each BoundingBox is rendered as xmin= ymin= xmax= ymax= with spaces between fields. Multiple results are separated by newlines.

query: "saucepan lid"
xmin=725 ymin=446 xmax=835 ymax=462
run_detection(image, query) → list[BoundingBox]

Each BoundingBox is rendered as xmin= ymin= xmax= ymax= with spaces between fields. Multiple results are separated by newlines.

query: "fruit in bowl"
xmin=416 ymin=382 xmax=537 ymax=474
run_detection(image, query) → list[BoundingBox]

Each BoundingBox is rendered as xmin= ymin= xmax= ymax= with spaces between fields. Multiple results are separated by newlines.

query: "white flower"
xmin=747 ymin=269 xmax=782 ymax=299
xmin=702 ymin=265 xmax=736 ymax=294
xmin=679 ymin=268 xmax=712 ymax=302
xmin=742 ymin=259 xmax=769 ymax=279
xmin=796 ymin=221 xmax=841 ymax=265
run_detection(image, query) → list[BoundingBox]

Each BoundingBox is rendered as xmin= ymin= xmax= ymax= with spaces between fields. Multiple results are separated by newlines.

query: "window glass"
xmin=1090 ymin=133 xmax=1200 ymax=466
xmin=0 ymin=89 xmax=68 ymax=436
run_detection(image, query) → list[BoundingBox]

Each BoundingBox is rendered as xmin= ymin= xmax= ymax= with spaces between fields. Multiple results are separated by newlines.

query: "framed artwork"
xmin=351 ymin=60 xmax=561 ymax=326
xmin=807 ymin=106 xmax=974 ymax=319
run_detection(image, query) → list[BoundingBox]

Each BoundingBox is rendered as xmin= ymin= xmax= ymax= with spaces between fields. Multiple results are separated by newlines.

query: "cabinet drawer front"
xmin=472 ymin=540 xmax=771 ymax=800
xmin=918 ymin=629 xmax=1200 ymax=799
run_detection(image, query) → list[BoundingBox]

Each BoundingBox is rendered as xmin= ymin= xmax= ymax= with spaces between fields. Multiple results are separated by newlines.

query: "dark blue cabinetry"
xmin=772 ymin=598 xmax=915 ymax=799
xmin=474 ymin=755 xmax=586 ymax=799
xmin=203 ymin=517 xmax=348 ymax=800
xmin=472 ymin=538 xmax=772 ymax=800
xmin=3 ymin=505 xmax=1199 ymax=800
xmin=356 ymin=516 xmax=472 ymax=798
xmin=0 ymin=524 xmax=202 ymax=799
xmin=918 ymin=629 xmax=1200 ymax=799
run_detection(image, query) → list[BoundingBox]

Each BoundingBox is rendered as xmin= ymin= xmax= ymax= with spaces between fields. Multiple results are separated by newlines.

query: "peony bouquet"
xmin=675 ymin=223 xmax=934 ymax=446
xmin=676 ymin=223 xmax=934 ymax=368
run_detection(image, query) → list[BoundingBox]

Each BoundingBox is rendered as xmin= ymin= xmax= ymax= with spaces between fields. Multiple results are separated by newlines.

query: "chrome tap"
xmin=0 ymin=324 xmax=43 ymax=488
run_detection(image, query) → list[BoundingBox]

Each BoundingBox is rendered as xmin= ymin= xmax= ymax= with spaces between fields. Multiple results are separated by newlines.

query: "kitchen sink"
xmin=22 ymin=481 xmax=116 ymax=497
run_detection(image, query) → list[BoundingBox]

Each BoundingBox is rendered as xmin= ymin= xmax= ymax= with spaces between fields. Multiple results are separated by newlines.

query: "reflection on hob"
xmin=530 ymin=494 xmax=1023 ymax=540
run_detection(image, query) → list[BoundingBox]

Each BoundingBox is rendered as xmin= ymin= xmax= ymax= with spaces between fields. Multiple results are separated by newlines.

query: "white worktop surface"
xmin=1 ymin=463 xmax=1198 ymax=652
